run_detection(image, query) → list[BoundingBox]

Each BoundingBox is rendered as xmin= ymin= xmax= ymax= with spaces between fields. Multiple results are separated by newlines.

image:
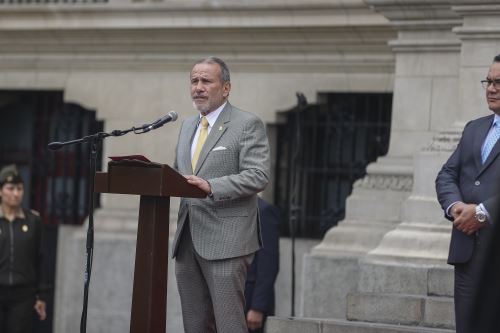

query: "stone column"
xmin=302 ymin=0 xmax=462 ymax=320
xmin=364 ymin=0 xmax=464 ymax=266
xmin=365 ymin=0 xmax=500 ymax=267
xmin=343 ymin=1 xmax=500 ymax=329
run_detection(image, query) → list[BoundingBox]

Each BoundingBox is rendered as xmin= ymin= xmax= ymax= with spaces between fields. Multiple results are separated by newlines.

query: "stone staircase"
xmin=347 ymin=293 xmax=454 ymax=329
xmin=346 ymin=262 xmax=455 ymax=328
xmin=267 ymin=265 xmax=455 ymax=333
xmin=266 ymin=317 xmax=454 ymax=333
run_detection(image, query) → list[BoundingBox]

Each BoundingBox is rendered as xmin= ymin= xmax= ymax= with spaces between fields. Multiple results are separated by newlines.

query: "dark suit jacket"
xmin=245 ymin=198 xmax=280 ymax=316
xmin=436 ymin=114 xmax=500 ymax=264
xmin=469 ymin=180 xmax=500 ymax=332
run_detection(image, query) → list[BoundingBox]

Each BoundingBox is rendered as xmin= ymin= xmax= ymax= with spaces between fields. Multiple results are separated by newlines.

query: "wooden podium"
xmin=94 ymin=161 xmax=205 ymax=333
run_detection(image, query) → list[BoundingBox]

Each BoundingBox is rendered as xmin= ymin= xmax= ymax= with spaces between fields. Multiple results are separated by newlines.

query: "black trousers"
xmin=0 ymin=285 xmax=36 ymax=333
xmin=454 ymin=238 xmax=486 ymax=333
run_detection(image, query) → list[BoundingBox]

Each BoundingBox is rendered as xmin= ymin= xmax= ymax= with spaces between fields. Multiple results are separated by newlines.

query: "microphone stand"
xmin=48 ymin=122 xmax=166 ymax=333
xmin=289 ymin=92 xmax=307 ymax=317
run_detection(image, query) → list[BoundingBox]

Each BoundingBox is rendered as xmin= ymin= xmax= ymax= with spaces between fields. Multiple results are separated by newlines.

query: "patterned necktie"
xmin=481 ymin=122 xmax=500 ymax=164
xmin=192 ymin=116 xmax=209 ymax=171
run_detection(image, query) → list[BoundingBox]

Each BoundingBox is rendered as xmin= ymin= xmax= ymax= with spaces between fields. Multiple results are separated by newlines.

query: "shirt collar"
xmin=493 ymin=114 xmax=500 ymax=127
xmin=199 ymin=101 xmax=227 ymax=128
xmin=0 ymin=206 xmax=25 ymax=219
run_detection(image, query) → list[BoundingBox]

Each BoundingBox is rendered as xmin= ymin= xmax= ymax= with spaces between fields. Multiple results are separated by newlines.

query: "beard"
xmin=193 ymin=100 xmax=210 ymax=114
xmin=192 ymin=96 xmax=225 ymax=115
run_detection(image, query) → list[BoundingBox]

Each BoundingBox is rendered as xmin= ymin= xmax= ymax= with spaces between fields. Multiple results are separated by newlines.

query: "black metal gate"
xmin=38 ymin=101 xmax=103 ymax=226
xmin=274 ymin=92 xmax=392 ymax=239
xmin=0 ymin=90 xmax=103 ymax=225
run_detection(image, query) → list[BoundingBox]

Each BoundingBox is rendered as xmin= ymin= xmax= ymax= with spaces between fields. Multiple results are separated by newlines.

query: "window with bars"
xmin=0 ymin=90 xmax=103 ymax=226
xmin=274 ymin=92 xmax=392 ymax=239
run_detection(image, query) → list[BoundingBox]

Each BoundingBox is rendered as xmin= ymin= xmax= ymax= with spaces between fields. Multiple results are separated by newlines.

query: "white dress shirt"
xmin=190 ymin=102 xmax=227 ymax=160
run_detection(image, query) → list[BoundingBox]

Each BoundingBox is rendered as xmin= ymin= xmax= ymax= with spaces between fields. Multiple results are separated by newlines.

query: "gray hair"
xmin=193 ymin=56 xmax=231 ymax=83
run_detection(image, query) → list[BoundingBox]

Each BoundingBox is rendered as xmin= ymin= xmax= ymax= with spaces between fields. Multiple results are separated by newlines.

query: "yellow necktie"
xmin=192 ymin=116 xmax=209 ymax=171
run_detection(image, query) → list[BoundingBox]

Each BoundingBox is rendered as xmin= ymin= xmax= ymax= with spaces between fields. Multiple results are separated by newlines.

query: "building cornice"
xmin=365 ymin=0 xmax=462 ymax=30
xmin=0 ymin=0 xmax=397 ymax=72
xmin=0 ymin=0 xmax=389 ymax=30
xmin=450 ymin=1 xmax=500 ymax=39
xmin=365 ymin=0 xmax=462 ymax=53
xmin=0 ymin=27 xmax=396 ymax=73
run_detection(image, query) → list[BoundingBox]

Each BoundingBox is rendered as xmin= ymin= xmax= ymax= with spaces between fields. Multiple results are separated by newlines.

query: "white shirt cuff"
xmin=446 ymin=201 xmax=461 ymax=218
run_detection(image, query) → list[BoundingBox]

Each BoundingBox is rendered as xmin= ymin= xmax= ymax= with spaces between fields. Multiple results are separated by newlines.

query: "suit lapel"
xmin=477 ymin=115 xmax=497 ymax=176
xmin=479 ymin=135 xmax=500 ymax=175
xmin=473 ymin=116 xmax=491 ymax=171
xmin=194 ymin=103 xmax=231 ymax=175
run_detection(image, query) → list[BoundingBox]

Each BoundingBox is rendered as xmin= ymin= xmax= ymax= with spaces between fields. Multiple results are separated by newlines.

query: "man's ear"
xmin=223 ymin=82 xmax=231 ymax=98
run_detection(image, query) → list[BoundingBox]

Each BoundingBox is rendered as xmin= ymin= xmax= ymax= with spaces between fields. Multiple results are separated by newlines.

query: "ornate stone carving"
xmin=423 ymin=131 xmax=461 ymax=152
xmin=354 ymin=174 xmax=413 ymax=192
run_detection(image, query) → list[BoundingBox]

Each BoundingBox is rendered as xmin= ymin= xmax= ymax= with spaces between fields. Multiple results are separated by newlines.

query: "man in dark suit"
xmin=435 ymin=54 xmax=500 ymax=333
xmin=245 ymin=197 xmax=280 ymax=333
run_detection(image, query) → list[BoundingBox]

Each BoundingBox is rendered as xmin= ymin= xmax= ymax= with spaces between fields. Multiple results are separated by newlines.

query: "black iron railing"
xmin=275 ymin=92 xmax=392 ymax=239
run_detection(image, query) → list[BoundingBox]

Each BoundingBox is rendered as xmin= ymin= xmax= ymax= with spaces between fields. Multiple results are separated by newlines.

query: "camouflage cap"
xmin=0 ymin=164 xmax=23 ymax=187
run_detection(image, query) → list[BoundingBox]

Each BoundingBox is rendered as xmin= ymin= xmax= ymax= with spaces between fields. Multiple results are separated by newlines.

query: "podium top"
xmin=95 ymin=163 xmax=206 ymax=198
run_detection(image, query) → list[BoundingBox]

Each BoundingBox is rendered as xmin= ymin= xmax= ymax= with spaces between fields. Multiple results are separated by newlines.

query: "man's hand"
xmin=451 ymin=202 xmax=486 ymax=235
xmin=185 ymin=175 xmax=211 ymax=195
xmin=34 ymin=300 xmax=47 ymax=321
xmin=246 ymin=309 xmax=264 ymax=331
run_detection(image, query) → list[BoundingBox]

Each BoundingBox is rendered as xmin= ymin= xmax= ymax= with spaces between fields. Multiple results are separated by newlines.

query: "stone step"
xmin=358 ymin=262 xmax=453 ymax=297
xmin=266 ymin=317 xmax=455 ymax=333
xmin=428 ymin=266 xmax=454 ymax=297
xmin=347 ymin=293 xmax=454 ymax=329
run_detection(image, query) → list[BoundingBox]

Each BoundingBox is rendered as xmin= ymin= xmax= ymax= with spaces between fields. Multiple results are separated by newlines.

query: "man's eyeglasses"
xmin=481 ymin=79 xmax=500 ymax=89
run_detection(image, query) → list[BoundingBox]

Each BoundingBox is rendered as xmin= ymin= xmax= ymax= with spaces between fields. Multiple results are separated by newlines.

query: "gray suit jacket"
xmin=172 ymin=102 xmax=270 ymax=260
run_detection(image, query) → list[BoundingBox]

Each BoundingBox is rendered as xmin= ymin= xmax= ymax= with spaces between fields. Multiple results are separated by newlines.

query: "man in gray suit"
xmin=172 ymin=56 xmax=270 ymax=333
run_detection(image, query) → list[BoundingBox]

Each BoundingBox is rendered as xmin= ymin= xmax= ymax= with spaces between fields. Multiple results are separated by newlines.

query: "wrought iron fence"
xmin=274 ymin=92 xmax=392 ymax=239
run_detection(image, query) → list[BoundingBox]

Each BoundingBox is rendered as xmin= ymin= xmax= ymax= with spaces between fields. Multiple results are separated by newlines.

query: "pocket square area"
xmin=212 ymin=146 xmax=227 ymax=151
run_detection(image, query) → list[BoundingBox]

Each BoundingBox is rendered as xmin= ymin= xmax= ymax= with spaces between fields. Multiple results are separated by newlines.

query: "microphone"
xmin=147 ymin=111 xmax=178 ymax=131
xmin=48 ymin=142 xmax=65 ymax=150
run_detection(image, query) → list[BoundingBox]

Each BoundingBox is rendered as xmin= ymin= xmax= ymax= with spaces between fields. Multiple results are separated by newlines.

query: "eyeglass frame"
xmin=481 ymin=79 xmax=500 ymax=89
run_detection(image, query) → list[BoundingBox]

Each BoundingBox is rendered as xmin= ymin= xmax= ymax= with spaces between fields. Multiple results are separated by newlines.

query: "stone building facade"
xmin=0 ymin=0 xmax=498 ymax=332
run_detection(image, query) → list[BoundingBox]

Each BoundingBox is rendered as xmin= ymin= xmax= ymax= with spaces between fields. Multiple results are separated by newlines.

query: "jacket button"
xmin=475 ymin=180 xmax=480 ymax=186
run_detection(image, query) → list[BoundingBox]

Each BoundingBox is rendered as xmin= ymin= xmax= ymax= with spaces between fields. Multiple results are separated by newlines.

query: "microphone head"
xmin=149 ymin=111 xmax=179 ymax=130
xmin=48 ymin=142 xmax=64 ymax=150
xmin=169 ymin=111 xmax=178 ymax=122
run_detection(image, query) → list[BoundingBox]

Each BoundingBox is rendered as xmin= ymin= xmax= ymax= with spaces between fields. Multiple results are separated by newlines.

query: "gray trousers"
xmin=175 ymin=223 xmax=254 ymax=333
